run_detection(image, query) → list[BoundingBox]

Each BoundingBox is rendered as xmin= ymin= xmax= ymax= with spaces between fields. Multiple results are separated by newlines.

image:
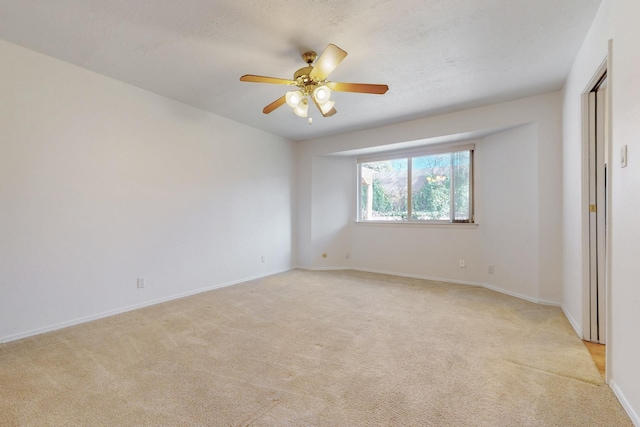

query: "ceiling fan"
xmin=240 ymin=44 xmax=389 ymax=121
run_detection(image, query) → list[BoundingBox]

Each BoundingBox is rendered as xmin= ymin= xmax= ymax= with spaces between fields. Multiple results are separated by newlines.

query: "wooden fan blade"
xmin=263 ymin=95 xmax=287 ymax=114
xmin=309 ymin=44 xmax=347 ymax=81
xmin=327 ymin=81 xmax=389 ymax=94
xmin=311 ymin=96 xmax=337 ymax=117
xmin=323 ymin=107 xmax=337 ymax=117
xmin=240 ymin=74 xmax=297 ymax=85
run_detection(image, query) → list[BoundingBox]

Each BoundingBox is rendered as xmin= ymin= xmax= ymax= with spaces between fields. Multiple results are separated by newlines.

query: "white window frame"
xmin=357 ymin=143 xmax=474 ymax=224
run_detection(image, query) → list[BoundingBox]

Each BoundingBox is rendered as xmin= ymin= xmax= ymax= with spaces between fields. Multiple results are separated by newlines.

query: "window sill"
xmin=354 ymin=221 xmax=478 ymax=229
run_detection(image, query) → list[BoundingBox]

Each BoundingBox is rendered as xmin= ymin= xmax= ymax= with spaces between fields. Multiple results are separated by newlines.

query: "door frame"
xmin=581 ymin=44 xmax=613 ymax=380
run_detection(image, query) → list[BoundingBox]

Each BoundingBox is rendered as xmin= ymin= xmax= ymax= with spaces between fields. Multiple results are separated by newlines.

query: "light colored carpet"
xmin=0 ymin=270 xmax=632 ymax=426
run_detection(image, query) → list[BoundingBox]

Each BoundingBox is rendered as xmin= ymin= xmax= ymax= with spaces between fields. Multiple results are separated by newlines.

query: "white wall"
xmin=562 ymin=0 xmax=640 ymax=423
xmin=479 ymin=125 xmax=539 ymax=300
xmin=0 ymin=39 xmax=295 ymax=342
xmin=310 ymin=155 xmax=354 ymax=268
xmin=297 ymin=91 xmax=563 ymax=305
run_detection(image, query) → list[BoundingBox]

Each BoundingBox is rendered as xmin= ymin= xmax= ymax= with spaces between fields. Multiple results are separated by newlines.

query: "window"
xmin=358 ymin=144 xmax=473 ymax=223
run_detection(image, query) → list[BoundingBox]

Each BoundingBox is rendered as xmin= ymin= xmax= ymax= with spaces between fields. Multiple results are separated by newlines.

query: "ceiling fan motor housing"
xmin=293 ymin=66 xmax=318 ymax=94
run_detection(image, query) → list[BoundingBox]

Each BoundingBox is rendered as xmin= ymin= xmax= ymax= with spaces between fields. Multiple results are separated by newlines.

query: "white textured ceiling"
xmin=0 ymin=0 xmax=601 ymax=141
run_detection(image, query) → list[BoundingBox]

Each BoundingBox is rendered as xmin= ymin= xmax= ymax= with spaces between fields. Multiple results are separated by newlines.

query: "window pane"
xmin=411 ymin=154 xmax=451 ymax=220
xmin=360 ymin=159 xmax=408 ymax=221
xmin=453 ymin=151 xmax=471 ymax=221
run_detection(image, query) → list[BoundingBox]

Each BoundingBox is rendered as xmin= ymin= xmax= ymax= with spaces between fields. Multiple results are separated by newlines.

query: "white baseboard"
xmin=0 ymin=268 xmax=292 ymax=344
xmin=611 ymin=381 xmax=640 ymax=427
xmin=298 ymin=266 xmax=561 ymax=307
xmin=298 ymin=266 xmax=351 ymax=271
xmin=481 ymin=282 xmax=561 ymax=307
xmin=561 ymin=303 xmax=583 ymax=338
xmin=348 ymin=267 xmax=483 ymax=287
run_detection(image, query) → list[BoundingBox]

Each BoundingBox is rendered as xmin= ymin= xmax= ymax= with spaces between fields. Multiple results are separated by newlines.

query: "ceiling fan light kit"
xmin=240 ymin=44 xmax=388 ymax=121
xmin=313 ymin=85 xmax=331 ymax=103
xmin=318 ymin=99 xmax=335 ymax=115
xmin=285 ymin=90 xmax=304 ymax=109
xmin=293 ymin=98 xmax=309 ymax=118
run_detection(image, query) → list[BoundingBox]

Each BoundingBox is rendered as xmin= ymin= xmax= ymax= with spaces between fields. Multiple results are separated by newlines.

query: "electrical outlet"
xmin=459 ymin=259 xmax=466 ymax=268
xmin=261 ymin=255 xmax=265 ymax=263
xmin=137 ymin=277 xmax=145 ymax=288
xmin=489 ymin=265 xmax=495 ymax=274
xmin=346 ymin=252 xmax=350 ymax=259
